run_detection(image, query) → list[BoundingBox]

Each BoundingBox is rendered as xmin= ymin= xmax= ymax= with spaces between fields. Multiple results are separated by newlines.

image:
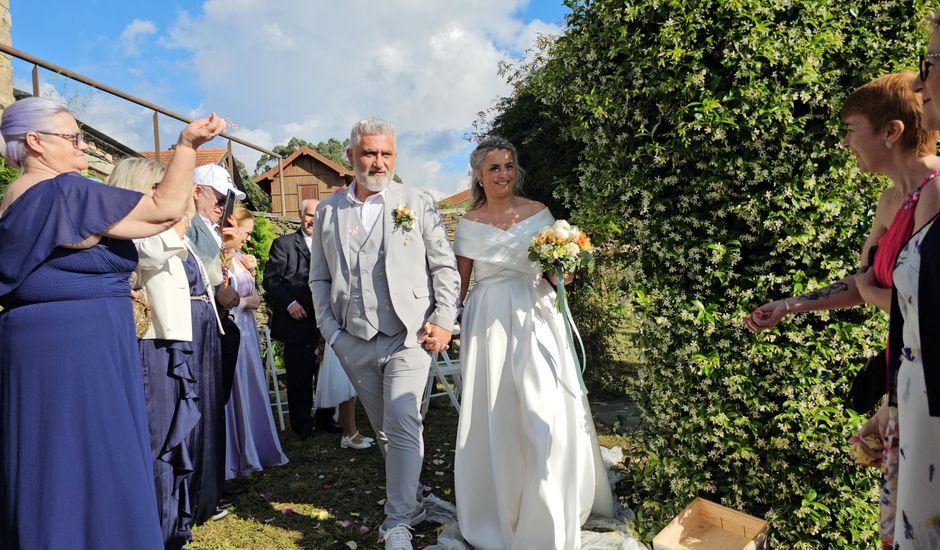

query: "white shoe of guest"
xmin=340 ymin=431 xmax=373 ymax=449
xmin=380 ymin=524 xmax=413 ymax=549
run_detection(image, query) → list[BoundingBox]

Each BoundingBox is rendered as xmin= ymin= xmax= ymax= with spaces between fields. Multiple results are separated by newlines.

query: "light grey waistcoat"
xmin=344 ymin=212 xmax=406 ymax=340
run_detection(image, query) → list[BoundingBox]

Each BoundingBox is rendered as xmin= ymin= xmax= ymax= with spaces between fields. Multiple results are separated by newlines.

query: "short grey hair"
xmin=0 ymin=96 xmax=70 ymax=169
xmin=349 ymin=117 xmax=396 ymax=149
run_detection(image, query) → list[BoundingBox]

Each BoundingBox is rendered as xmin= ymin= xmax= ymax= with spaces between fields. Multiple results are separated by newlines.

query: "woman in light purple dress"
xmin=224 ymin=206 xmax=288 ymax=479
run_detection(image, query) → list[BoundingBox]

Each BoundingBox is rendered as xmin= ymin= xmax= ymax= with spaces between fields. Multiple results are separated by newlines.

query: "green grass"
xmin=189 ymin=400 xmax=630 ymax=549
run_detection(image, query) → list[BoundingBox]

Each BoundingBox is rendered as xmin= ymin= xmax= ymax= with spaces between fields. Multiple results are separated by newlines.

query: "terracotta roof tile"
xmin=140 ymin=148 xmax=227 ymax=167
xmin=439 ymin=188 xmax=472 ymax=205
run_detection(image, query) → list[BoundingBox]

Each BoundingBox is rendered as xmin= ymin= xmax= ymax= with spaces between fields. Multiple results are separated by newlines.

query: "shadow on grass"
xmin=190 ymin=400 xmax=461 ymax=549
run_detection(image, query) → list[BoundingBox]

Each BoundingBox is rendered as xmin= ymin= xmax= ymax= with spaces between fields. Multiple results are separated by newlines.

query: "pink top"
xmin=873 ymin=170 xmax=940 ymax=288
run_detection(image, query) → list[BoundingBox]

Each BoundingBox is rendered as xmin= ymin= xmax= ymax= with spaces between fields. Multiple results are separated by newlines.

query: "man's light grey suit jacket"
xmin=308 ymin=183 xmax=460 ymax=348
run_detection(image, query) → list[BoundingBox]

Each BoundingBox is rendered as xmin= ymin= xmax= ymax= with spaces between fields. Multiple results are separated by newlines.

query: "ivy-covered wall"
xmin=485 ymin=0 xmax=934 ymax=547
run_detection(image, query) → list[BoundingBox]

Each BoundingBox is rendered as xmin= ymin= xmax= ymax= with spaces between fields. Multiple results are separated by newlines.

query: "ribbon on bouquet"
xmin=556 ymin=268 xmax=588 ymax=394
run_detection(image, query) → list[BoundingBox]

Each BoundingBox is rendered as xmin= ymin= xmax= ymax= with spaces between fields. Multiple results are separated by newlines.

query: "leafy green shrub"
xmin=246 ymin=214 xmax=277 ymax=286
xmin=501 ymin=0 xmax=933 ymax=547
xmin=0 ymin=158 xmax=18 ymax=203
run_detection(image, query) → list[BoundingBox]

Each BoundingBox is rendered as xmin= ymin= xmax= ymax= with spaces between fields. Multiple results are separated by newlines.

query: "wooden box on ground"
xmin=652 ymin=497 xmax=768 ymax=550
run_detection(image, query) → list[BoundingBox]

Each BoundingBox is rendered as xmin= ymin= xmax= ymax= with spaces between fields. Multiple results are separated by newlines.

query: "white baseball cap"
xmin=193 ymin=164 xmax=246 ymax=200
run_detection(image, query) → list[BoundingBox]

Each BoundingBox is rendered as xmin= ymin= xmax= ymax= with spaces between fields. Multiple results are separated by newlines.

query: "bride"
xmin=453 ymin=137 xmax=614 ymax=549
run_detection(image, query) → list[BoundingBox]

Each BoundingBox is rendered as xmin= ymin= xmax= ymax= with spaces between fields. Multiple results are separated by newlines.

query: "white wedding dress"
xmin=316 ymin=343 xmax=357 ymax=409
xmin=453 ymin=209 xmax=614 ymax=550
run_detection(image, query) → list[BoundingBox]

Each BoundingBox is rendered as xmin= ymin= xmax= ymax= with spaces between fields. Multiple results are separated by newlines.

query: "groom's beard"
xmin=355 ymin=166 xmax=395 ymax=192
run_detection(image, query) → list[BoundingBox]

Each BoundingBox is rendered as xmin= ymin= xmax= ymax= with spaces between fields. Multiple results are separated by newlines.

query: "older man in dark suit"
xmin=263 ymin=198 xmax=340 ymax=437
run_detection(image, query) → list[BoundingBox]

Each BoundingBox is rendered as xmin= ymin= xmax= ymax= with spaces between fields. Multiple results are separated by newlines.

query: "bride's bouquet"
xmin=528 ymin=219 xmax=593 ymax=392
xmin=527 ymin=219 xmax=594 ymax=276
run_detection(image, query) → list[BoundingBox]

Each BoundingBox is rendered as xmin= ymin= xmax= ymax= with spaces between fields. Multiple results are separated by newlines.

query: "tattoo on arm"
xmin=798 ymin=282 xmax=850 ymax=302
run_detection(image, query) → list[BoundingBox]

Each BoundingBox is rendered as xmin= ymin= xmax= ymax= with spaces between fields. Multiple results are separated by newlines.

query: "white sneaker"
xmin=381 ymin=523 xmax=413 ymax=549
xmin=340 ymin=431 xmax=373 ymax=450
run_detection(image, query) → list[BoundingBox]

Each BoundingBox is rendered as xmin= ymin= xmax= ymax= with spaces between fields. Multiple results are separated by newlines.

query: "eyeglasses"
xmin=36 ymin=130 xmax=85 ymax=148
xmin=920 ymin=52 xmax=940 ymax=82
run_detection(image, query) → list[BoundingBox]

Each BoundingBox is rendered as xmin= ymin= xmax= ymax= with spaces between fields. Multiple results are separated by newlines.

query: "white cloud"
xmin=16 ymin=2 xmax=562 ymax=198
xmin=120 ymin=19 xmax=157 ymax=56
xmin=14 ymin=76 xmax=186 ymax=153
xmin=157 ymin=0 xmax=560 ymax=196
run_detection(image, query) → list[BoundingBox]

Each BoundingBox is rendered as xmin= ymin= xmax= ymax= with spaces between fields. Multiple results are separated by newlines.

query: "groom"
xmin=308 ymin=118 xmax=459 ymax=548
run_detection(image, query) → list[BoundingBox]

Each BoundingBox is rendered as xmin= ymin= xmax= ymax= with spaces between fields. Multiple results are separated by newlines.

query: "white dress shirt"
xmin=346 ymin=180 xmax=386 ymax=233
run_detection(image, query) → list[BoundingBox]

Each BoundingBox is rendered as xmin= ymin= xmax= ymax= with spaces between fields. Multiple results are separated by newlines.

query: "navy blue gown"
xmin=0 ymin=173 xmax=163 ymax=549
xmin=140 ymin=251 xmax=219 ymax=549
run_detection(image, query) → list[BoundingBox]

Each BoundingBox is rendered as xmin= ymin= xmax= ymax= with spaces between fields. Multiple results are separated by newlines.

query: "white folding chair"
xmin=261 ymin=325 xmax=287 ymax=431
xmin=421 ymin=326 xmax=462 ymax=416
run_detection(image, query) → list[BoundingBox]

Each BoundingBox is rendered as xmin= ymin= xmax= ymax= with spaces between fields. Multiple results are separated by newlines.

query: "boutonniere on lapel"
xmin=392 ymin=204 xmax=415 ymax=245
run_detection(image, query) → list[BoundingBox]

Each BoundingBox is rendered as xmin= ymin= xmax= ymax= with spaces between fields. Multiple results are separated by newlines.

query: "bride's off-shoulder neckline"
xmin=459 ymin=207 xmax=550 ymax=233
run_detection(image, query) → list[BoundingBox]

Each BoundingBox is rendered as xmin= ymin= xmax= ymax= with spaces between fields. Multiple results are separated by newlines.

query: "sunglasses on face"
xmin=36 ymin=130 xmax=85 ymax=148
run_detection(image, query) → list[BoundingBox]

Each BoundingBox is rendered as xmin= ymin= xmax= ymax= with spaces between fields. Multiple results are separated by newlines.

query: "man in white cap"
xmin=189 ymin=163 xmax=247 ymax=267
xmin=186 ymin=163 xmax=246 ymax=523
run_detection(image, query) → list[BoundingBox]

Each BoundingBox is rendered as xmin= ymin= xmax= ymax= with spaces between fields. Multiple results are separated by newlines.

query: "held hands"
xmin=178 ymin=113 xmax=227 ymax=150
xmin=418 ymin=322 xmax=452 ymax=354
xmin=287 ymin=302 xmax=308 ymax=320
xmin=743 ymin=299 xmax=789 ymax=332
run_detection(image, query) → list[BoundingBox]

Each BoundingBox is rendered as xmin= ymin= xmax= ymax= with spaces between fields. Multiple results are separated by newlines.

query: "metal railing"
xmin=0 ymin=43 xmax=285 ymax=208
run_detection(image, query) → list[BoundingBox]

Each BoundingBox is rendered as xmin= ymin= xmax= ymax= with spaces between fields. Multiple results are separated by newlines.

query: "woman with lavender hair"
xmin=0 ymin=96 xmax=224 ymax=549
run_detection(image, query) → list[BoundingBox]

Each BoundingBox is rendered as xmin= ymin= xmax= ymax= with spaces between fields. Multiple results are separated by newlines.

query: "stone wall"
xmin=0 ymin=0 xmax=13 ymax=110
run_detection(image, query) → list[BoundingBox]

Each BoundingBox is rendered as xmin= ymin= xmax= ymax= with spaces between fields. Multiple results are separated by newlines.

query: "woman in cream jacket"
xmin=109 ymin=158 xmax=223 ymax=550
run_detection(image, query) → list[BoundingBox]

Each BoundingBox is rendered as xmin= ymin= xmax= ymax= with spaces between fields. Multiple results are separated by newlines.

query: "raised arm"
xmin=102 ymin=115 xmax=226 ymax=239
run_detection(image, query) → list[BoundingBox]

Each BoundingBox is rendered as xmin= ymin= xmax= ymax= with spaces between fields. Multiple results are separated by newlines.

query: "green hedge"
xmin=246 ymin=214 xmax=278 ymax=286
xmin=0 ymin=158 xmax=18 ymax=203
xmin=498 ymin=0 xmax=933 ymax=547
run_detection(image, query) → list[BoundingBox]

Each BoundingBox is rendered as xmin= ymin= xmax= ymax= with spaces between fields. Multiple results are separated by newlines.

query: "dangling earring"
xmin=884 ymin=139 xmax=893 ymax=150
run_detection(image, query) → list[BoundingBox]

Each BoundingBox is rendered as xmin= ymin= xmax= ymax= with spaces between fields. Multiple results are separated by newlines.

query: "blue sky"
xmin=9 ymin=1 xmax=569 ymax=197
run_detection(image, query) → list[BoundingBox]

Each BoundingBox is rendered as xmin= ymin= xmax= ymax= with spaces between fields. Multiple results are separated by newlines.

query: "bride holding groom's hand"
xmin=453 ymin=137 xmax=614 ymax=550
